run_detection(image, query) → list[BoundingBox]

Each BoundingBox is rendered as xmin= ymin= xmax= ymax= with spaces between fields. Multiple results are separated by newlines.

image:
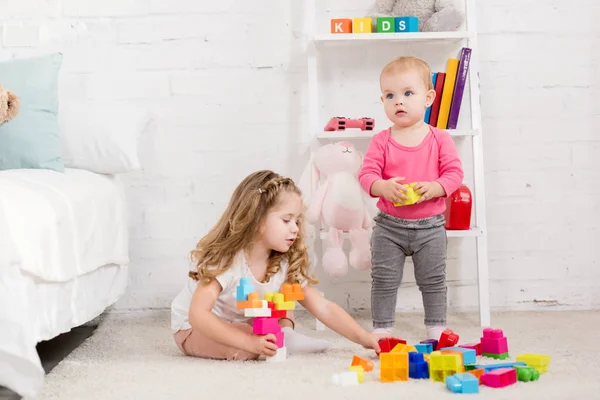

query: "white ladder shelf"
xmin=303 ymin=0 xmax=490 ymax=327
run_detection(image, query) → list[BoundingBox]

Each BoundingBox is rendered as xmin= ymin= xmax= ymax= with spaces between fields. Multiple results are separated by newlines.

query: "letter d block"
xmin=377 ymin=17 xmax=395 ymax=33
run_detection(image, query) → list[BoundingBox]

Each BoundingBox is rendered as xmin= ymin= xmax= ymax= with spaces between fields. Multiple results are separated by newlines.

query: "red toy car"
xmin=324 ymin=117 xmax=375 ymax=131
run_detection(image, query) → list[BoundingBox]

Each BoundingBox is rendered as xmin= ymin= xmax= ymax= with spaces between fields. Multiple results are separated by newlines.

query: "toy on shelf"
xmin=330 ymin=16 xmax=419 ymax=33
xmin=368 ymin=0 xmax=465 ymax=32
xmin=443 ymin=184 xmax=472 ymax=230
xmin=324 ymin=116 xmax=375 ymax=131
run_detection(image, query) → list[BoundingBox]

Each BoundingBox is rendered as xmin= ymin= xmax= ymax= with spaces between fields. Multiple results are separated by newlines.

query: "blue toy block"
xmin=236 ymin=277 xmax=254 ymax=301
xmin=408 ymin=352 xmax=429 ymax=379
xmin=394 ymin=16 xmax=418 ymax=32
xmin=473 ymin=361 xmax=526 ymax=372
xmin=420 ymin=338 xmax=438 ymax=351
xmin=441 ymin=347 xmax=477 ymax=365
xmin=446 ymin=373 xmax=479 ymax=394
xmin=415 ymin=343 xmax=433 ymax=354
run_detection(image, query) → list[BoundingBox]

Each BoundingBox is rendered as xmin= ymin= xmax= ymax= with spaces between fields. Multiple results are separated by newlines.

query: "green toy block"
xmin=377 ymin=17 xmax=395 ymax=33
xmin=482 ymin=352 xmax=510 ymax=360
xmin=514 ymin=365 xmax=540 ymax=382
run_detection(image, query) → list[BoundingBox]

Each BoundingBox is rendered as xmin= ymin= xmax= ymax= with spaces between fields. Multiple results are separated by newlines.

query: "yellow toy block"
xmin=281 ymin=283 xmax=304 ymax=301
xmin=353 ymin=18 xmax=372 ymax=33
xmin=273 ymin=293 xmax=295 ymax=310
xmin=264 ymin=292 xmax=274 ymax=302
xmin=348 ymin=366 xmax=365 ymax=383
xmin=380 ymin=352 xmax=408 ymax=382
xmin=516 ymin=354 xmax=551 ymax=373
xmin=391 ymin=344 xmax=417 ymax=353
xmin=393 ymin=183 xmax=422 ymax=207
xmin=429 ymin=351 xmax=462 ymax=382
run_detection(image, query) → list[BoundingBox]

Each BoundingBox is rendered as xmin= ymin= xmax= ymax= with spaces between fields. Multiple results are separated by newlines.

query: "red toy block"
xmin=253 ymin=317 xmax=281 ymax=335
xmin=480 ymin=328 xmax=508 ymax=355
xmin=324 ymin=117 xmax=375 ymax=131
xmin=267 ymin=302 xmax=287 ymax=318
xmin=437 ymin=329 xmax=459 ymax=350
xmin=376 ymin=337 xmax=407 ymax=355
xmin=481 ymin=368 xmax=517 ymax=388
xmin=460 ymin=343 xmax=481 ymax=356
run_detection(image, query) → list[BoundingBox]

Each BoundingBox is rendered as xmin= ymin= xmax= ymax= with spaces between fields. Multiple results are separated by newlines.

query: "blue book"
xmin=424 ymin=72 xmax=438 ymax=123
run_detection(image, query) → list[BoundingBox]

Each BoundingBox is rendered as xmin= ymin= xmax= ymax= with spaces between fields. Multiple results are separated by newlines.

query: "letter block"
xmin=331 ymin=18 xmax=352 ymax=34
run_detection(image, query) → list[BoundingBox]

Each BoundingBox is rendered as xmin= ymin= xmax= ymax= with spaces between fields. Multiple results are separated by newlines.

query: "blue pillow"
xmin=0 ymin=53 xmax=64 ymax=172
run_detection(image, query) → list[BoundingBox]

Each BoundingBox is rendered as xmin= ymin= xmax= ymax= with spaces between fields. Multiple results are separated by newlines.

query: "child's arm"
xmin=188 ymin=279 xmax=278 ymax=356
xmin=299 ymin=286 xmax=384 ymax=352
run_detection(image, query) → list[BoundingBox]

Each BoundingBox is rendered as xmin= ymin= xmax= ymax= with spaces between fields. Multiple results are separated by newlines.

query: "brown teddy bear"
xmin=0 ymin=84 xmax=21 ymax=124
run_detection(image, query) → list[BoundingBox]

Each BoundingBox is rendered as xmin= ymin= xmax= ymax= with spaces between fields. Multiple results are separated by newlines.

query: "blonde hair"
xmin=189 ymin=170 xmax=318 ymax=287
xmin=380 ymin=56 xmax=433 ymax=91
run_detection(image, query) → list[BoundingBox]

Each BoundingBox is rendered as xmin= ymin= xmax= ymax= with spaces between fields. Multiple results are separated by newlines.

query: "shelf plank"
xmin=316 ymin=129 xmax=478 ymax=140
xmin=319 ymin=227 xmax=482 ymax=240
xmin=313 ymin=31 xmax=471 ymax=43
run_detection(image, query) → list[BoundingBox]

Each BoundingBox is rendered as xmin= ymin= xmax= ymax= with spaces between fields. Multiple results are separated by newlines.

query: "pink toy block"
xmin=481 ymin=328 xmax=508 ymax=354
xmin=481 ymin=368 xmax=516 ymax=388
xmin=253 ymin=317 xmax=281 ymax=335
xmin=273 ymin=331 xmax=284 ymax=348
xmin=459 ymin=343 xmax=482 ymax=356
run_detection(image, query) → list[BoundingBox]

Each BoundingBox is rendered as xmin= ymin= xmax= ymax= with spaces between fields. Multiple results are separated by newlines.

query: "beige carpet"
xmin=30 ymin=309 xmax=600 ymax=399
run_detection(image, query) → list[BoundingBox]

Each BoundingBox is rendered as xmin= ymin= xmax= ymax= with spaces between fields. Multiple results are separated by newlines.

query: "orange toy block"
xmin=391 ymin=344 xmax=417 ymax=353
xmin=236 ymin=292 xmax=262 ymax=309
xmin=351 ymin=355 xmax=374 ymax=372
xmin=330 ymin=18 xmax=352 ymax=34
xmin=380 ymin=352 xmax=409 ymax=382
xmin=281 ymin=283 xmax=304 ymax=301
xmin=467 ymin=368 xmax=485 ymax=382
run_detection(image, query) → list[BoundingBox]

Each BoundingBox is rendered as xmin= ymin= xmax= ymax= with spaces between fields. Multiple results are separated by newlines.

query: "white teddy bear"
xmin=370 ymin=0 xmax=465 ymax=32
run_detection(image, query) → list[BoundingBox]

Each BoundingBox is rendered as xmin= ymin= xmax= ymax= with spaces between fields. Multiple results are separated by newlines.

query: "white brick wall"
xmin=1 ymin=0 xmax=598 ymax=315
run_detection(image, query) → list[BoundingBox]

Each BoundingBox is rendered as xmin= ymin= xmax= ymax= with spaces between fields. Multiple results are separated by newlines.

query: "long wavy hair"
xmin=189 ymin=170 xmax=318 ymax=287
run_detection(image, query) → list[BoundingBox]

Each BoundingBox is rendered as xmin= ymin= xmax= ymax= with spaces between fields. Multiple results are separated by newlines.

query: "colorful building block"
xmin=244 ymin=300 xmax=272 ymax=317
xmin=351 ymin=355 xmax=374 ymax=372
xmin=353 ymin=18 xmax=372 ymax=33
xmin=446 ymin=373 xmax=479 ymax=394
xmin=376 ymin=17 xmax=395 ymax=32
xmin=272 ymin=293 xmax=295 ymax=310
xmin=409 ymin=352 xmax=429 ymax=379
xmin=380 ymin=352 xmax=409 ymax=382
xmin=394 ymin=183 xmax=421 ymax=206
xmin=252 ymin=317 xmax=280 ymax=335
xmin=394 ymin=16 xmax=419 ymax=32
xmin=236 ymin=292 xmax=263 ymax=309
xmin=459 ymin=343 xmax=482 ymax=356
xmin=467 ymin=368 xmax=485 ymax=382
xmin=514 ymin=365 xmax=540 ymax=382
xmin=281 ymin=283 xmax=304 ymax=301
xmin=332 ymin=370 xmax=359 ymax=386
xmin=391 ymin=344 xmax=417 ymax=353
xmin=266 ymin=346 xmax=287 ymax=363
xmin=429 ymin=351 xmax=462 ymax=383
xmin=472 ymin=361 xmax=525 ymax=372
xmin=348 ymin=366 xmax=365 ymax=383
xmin=437 ymin=329 xmax=459 ymax=350
xmin=481 ymin=328 xmax=509 ymax=360
xmin=516 ymin=354 xmax=551 ymax=373
xmin=481 ymin=368 xmax=517 ymax=388
xmin=415 ymin=343 xmax=433 ymax=354
xmin=236 ymin=277 xmax=254 ymax=301
xmin=267 ymin=301 xmax=287 ymax=318
xmin=330 ymin=18 xmax=352 ymax=34
xmin=441 ymin=347 xmax=476 ymax=365
xmin=377 ymin=337 xmax=407 ymax=355
xmin=420 ymin=339 xmax=438 ymax=352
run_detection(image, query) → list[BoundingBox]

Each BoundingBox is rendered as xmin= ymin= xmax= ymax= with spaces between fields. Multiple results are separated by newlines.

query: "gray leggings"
xmin=370 ymin=212 xmax=448 ymax=328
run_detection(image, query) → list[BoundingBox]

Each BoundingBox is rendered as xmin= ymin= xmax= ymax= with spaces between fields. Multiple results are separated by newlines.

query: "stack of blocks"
xmin=331 ymin=326 xmax=551 ymax=393
xmin=235 ymin=278 xmax=304 ymax=362
xmin=330 ymin=16 xmax=418 ymax=34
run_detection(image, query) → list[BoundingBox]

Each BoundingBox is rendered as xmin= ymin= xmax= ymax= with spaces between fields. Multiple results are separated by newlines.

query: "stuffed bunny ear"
xmin=297 ymin=152 xmax=320 ymax=206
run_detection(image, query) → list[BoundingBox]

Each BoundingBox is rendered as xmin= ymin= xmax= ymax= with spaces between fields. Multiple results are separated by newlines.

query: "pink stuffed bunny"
xmin=304 ymin=141 xmax=373 ymax=277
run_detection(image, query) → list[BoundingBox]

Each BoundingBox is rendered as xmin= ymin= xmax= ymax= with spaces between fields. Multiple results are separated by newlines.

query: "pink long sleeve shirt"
xmin=358 ymin=126 xmax=464 ymax=220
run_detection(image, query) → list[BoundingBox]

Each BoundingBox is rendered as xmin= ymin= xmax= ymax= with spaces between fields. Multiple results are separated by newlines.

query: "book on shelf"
xmin=424 ymin=72 xmax=438 ymax=124
xmin=424 ymin=47 xmax=472 ymax=130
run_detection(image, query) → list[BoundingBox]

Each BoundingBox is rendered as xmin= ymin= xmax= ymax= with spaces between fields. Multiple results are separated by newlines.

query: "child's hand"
xmin=248 ymin=334 xmax=279 ymax=357
xmin=380 ymin=177 xmax=408 ymax=204
xmin=414 ymin=181 xmax=445 ymax=203
xmin=358 ymin=331 xmax=389 ymax=353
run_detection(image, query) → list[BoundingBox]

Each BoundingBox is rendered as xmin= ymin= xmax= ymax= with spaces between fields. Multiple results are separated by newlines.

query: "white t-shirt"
xmin=170 ymin=252 xmax=305 ymax=332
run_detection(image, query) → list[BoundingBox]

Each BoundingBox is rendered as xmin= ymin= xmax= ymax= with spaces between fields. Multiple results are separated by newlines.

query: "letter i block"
xmin=480 ymin=328 xmax=509 ymax=359
xmin=353 ymin=18 xmax=372 ymax=33
xmin=330 ymin=18 xmax=352 ymax=34
xmin=394 ymin=16 xmax=419 ymax=32
xmin=377 ymin=17 xmax=395 ymax=33
xmin=236 ymin=277 xmax=254 ymax=301
xmin=281 ymin=283 xmax=304 ymax=301
xmin=253 ymin=317 xmax=281 ymax=335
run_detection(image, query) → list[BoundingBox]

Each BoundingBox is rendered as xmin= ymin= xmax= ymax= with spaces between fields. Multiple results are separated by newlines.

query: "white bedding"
xmin=0 ymin=168 xmax=130 ymax=397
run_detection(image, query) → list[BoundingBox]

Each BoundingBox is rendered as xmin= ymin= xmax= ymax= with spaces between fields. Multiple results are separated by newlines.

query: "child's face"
xmin=259 ymin=192 xmax=302 ymax=253
xmin=380 ymin=68 xmax=435 ymax=128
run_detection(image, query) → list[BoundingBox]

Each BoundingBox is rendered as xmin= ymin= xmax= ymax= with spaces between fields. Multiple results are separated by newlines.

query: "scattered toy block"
xmin=409 ymin=352 xmax=429 ymax=379
xmin=377 ymin=337 xmax=407 ymax=355
xmin=429 ymin=351 xmax=462 ymax=383
xmin=473 ymin=361 xmax=526 ymax=372
xmin=516 ymin=354 xmax=551 ymax=373
xmin=466 ymin=368 xmax=485 ymax=382
xmin=481 ymin=368 xmax=517 ymax=388
xmin=273 ymin=293 xmax=295 ymax=310
xmin=236 ymin=277 xmax=254 ymax=301
xmin=351 ymin=355 xmax=374 ymax=372
xmin=380 ymin=352 xmax=409 ymax=382
xmin=376 ymin=17 xmax=395 ymax=32
xmin=348 ymin=366 xmax=365 ymax=383
xmin=441 ymin=347 xmax=476 ymax=365
xmin=480 ymin=328 xmax=509 ymax=359
xmin=237 ymin=292 xmax=263 ymax=309
xmin=332 ymin=370 xmax=359 ymax=386
xmin=266 ymin=346 xmax=287 ymax=363
xmin=514 ymin=365 xmax=540 ymax=382
xmin=446 ymin=372 xmax=479 ymax=394
xmin=415 ymin=343 xmax=433 ymax=354
xmin=244 ymin=299 xmax=272 ymax=317
xmin=394 ymin=16 xmax=418 ymax=32
xmin=253 ymin=317 xmax=280 ymax=335
xmin=459 ymin=343 xmax=482 ymax=356
xmin=281 ymin=283 xmax=304 ymax=301
xmin=437 ymin=329 xmax=459 ymax=350
xmin=353 ymin=17 xmax=372 ymax=33
xmin=420 ymin=339 xmax=438 ymax=352
xmin=273 ymin=331 xmax=284 ymax=348
xmin=440 ymin=350 xmax=464 ymax=365
xmin=264 ymin=292 xmax=275 ymax=302
xmin=391 ymin=344 xmax=417 ymax=353
xmin=330 ymin=18 xmax=352 ymax=34
xmin=267 ymin=302 xmax=287 ymax=318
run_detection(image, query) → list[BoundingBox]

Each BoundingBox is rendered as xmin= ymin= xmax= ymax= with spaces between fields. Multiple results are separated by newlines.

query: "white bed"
xmin=0 ymin=168 xmax=130 ymax=398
